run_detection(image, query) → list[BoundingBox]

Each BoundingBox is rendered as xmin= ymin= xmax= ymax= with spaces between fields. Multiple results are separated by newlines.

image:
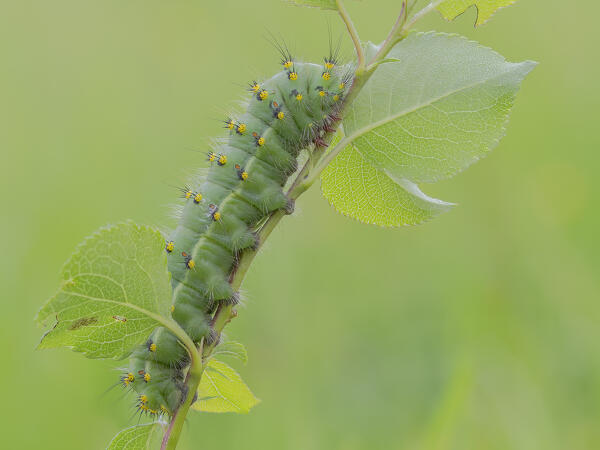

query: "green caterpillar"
xmin=123 ymin=45 xmax=350 ymax=416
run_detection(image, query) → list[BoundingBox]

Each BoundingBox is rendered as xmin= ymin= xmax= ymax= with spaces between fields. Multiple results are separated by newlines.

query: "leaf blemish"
xmin=68 ymin=317 xmax=98 ymax=330
xmin=112 ymin=315 xmax=127 ymax=322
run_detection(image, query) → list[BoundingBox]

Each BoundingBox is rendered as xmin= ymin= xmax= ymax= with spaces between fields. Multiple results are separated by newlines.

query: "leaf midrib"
xmin=60 ymin=291 xmax=181 ymax=340
xmin=344 ymin=62 xmax=526 ymax=146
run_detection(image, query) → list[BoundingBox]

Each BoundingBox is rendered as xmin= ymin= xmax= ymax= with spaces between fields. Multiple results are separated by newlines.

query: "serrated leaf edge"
xmin=345 ymin=32 xmax=537 ymax=184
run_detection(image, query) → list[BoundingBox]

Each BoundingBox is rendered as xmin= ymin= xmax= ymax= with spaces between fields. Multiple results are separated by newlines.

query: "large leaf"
xmin=322 ymin=32 xmax=535 ymax=226
xmin=437 ymin=0 xmax=518 ymax=26
xmin=192 ymin=359 xmax=260 ymax=414
xmin=36 ymin=222 xmax=175 ymax=359
xmin=107 ymin=423 xmax=162 ymax=450
xmin=286 ymin=0 xmax=337 ymax=10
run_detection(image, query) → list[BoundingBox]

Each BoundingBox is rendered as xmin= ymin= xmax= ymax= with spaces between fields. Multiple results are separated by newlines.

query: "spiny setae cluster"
xmin=126 ymin=48 xmax=351 ymax=417
xmin=36 ymin=1 xmax=534 ymax=449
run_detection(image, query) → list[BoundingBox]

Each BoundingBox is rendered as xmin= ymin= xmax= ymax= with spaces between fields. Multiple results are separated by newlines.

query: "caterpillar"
xmin=123 ymin=43 xmax=351 ymax=417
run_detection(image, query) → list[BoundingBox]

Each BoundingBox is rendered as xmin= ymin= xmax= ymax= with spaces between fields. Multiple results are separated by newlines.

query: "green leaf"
xmin=211 ymin=341 xmax=248 ymax=364
xmin=321 ymin=143 xmax=454 ymax=226
xmin=192 ymin=359 xmax=260 ymax=414
xmin=322 ymin=32 xmax=535 ymax=226
xmin=437 ymin=0 xmax=518 ymax=26
xmin=36 ymin=222 xmax=175 ymax=359
xmin=107 ymin=423 xmax=162 ymax=450
xmin=285 ymin=0 xmax=338 ymax=10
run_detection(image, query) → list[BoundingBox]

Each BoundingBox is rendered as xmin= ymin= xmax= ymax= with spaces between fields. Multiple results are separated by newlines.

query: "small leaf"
xmin=211 ymin=341 xmax=248 ymax=364
xmin=36 ymin=222 xmax=175 ymax=359
xmin=107 ymin=423 xmax=162 ymax=450
xmin=437 ymin=0 xmax=518 ymax=26
xmin=285 ymin=0 xmax=338 ymax=10
xmin=323 ymin=32 xmax=535 ymax=226
xmin=192 ymin=359 xmax=260 ymax=414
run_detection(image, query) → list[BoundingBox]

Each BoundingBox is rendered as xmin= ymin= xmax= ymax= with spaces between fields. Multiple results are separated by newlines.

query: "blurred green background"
xmin=1 ymin=0 xmax=598 ymax=449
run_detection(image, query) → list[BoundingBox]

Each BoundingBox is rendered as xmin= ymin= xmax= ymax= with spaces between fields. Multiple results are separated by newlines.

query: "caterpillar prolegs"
xmin=123 ymin=49 xmax=351 ymax=416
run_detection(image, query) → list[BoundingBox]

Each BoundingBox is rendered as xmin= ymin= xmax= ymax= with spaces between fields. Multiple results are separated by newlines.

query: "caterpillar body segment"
xmin=125 ymin=59 xmax=350 ymax=415
xmin=140 ymin=327 xmax=188 ymax=366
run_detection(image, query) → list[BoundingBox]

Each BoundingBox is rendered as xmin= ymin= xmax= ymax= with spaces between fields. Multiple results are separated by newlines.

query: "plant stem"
xmin=336 ymin=0 xmax=365 ymax=71
xmin=161 ymin=341 xmax=204 ymax=450
xmin=370 ymin=1 xmax=408 ymax=65
xmin=160 ymin=2 xmax=441 ymax=447
xmin=202 ymin=208 xmax=285 ymax=358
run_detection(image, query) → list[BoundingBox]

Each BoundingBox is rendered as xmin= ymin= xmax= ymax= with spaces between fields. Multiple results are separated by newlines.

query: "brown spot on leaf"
xmin=112 ymin=315 xmax=127 ymax=322
xmin=68 ymin=316 xmax=98 ymax=330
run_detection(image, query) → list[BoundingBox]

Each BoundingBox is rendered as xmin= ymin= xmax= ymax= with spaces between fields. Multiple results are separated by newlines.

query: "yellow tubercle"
xmin=319 ymin=90 xmax=326 ymax=97
xmin=123 ymin=372 xmax=134 ymax=385
xmin=187 ymin=259 xmax=195 ymax=269
xmin=143 ymin=373 xmax=151 ymax=382
xmin=194 ymin=193 xmax=202 ymax=203
xmin=259 ymin=90 xmax=268 ymax=100
xmin=325 ymin=62 xmax=335 ymax=69
xmin=237 ymin=123 xmax=246 ymax=134
xmin=322 ymin=72 xmax=331 ymax=81
xmin=149 ymin=343 xmax=157 ymax=352
xmin=140 ymin=395 xmax=148 ymax=404
xmin=295 ymin=93 xmax=303 ymax=101
xmin=217 ymin=154 xmax=227 ymax=166
xmin=213 ymin=211 xmax=221 ymax=221
xmin=277 ymin=111 xmax=285 ymax=120
xmin=333 ymin=94 xmax=340 ymax=102
xmin=257 ymin=137 xmax=265 ymax=146
xmin=165 ymin=241 xmax=174 ymax=252
xmin=288 ymin=72 xmax=298 ymax=81
xmin=170 ymin=304 xmax=175 ymax=312
xmin=283 ymin=60 xmax=293 ymax=69
xmin=339 ymin=82 xmax=345 ymax=89
xmin=241 ymin=171 xmax=248 ymax=181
